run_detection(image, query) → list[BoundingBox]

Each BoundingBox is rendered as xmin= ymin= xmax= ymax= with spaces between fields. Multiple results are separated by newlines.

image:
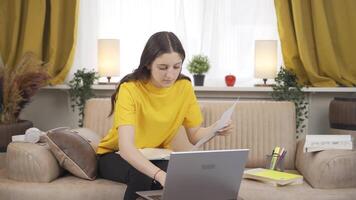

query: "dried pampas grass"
xmin=0 ymin=52 xmax=51 ymax=123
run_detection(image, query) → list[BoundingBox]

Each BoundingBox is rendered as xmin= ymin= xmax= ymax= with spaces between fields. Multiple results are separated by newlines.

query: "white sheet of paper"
xmin=192 ymin=99 xmax=239 ymax=150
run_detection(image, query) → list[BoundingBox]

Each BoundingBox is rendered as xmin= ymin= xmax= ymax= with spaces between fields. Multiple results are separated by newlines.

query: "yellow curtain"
xmin=274 ymin=0 xmax=356 ymax=86
xmin=0 ymin=0 xmax=79 ymax=85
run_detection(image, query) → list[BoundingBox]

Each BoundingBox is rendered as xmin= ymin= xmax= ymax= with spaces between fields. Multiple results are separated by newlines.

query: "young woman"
xmin=97 ymin=31 xmax=232 ymax=200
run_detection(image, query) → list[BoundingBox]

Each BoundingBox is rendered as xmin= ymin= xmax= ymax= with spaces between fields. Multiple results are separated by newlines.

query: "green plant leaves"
xmin=271 ymin=67 xmax=308 ymax=136
xmin=68 ymin=69 xmax=98 ymax=127
xmin=187 ymin=55 xmax=210 ymax=75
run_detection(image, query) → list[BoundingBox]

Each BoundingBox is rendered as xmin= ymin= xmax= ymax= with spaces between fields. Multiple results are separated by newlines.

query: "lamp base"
xmin=254 ymin=83 xmax=275 ymax=87
xmin=98 ymin=76 xmax=118 ymax=85
xmin=254 ymin=78 xmax=275 ymax=87
xmin=98 ymin=82 xmax=118 ymax=85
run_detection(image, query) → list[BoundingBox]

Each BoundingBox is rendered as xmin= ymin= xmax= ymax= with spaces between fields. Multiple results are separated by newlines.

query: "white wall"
xmin=21 ymin=89 xmax=79 ymax=131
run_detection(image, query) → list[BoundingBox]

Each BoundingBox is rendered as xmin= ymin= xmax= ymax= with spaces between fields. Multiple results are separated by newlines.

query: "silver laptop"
xmin=137 ymin=149 xmax=249 ymax=200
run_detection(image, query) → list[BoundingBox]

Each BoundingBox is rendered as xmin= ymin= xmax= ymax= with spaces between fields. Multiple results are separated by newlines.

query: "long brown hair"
xmin=109 ymin=31 xmax=191 ymax=116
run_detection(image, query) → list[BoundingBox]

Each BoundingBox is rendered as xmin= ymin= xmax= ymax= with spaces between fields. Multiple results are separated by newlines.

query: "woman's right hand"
xmin=156 ymin=170 xmax=167 ymax=187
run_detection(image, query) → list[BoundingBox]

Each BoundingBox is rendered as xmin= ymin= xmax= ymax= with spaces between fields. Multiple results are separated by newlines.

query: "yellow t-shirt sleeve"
xmin=113 ymin=84 xmax=136 ymax=128
xmin=182 ymin=83 xmax=203 ymax=128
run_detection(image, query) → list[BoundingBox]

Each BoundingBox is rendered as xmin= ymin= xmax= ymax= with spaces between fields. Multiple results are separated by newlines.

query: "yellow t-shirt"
xmin=96 ymin=79 xmax=203 ymax=154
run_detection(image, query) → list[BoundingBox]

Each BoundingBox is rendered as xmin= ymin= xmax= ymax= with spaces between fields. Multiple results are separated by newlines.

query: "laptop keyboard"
xmin=147 ymin=195 xmax=162 ymax=200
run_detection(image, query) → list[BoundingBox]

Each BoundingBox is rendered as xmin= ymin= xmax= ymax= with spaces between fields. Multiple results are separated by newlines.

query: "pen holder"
xmin=265 ymin=154 xmax=284 ymax=171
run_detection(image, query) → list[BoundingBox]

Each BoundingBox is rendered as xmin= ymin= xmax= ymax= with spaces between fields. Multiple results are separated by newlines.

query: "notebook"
xmin=243 ymin=168 xmax=303 ymax=186
xmin=137 ymin=149 xmax=249 ymax=200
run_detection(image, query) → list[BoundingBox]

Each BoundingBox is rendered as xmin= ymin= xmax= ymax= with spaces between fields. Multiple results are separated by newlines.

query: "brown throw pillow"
xmin=46 ymin=128 xmax=97 ymax=180
xmin=71 ymin=128 xmax=101 ymax=151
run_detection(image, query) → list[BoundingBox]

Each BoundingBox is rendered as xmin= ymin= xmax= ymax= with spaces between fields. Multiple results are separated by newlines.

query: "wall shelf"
xmin=44 ymin=84 xmax=356 ymax=93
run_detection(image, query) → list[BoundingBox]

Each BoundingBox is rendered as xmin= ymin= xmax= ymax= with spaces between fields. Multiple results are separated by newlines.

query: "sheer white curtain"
xmin=98 ymin=0 xmax=183 ymax=80
xmin=197 ymin=0 xmax=281 ymax=85
xmin=93 ymin=0 xmax=281 ymax=86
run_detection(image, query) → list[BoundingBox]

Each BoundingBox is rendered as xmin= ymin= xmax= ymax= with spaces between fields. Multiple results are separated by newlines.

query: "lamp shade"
xmin=254 ymin=40 xmax=277 ymax=79
xmin=98 ymin=39 xmax=120 ymax=77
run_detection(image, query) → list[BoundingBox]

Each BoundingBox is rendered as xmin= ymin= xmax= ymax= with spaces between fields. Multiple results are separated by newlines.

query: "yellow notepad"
xmin=243 ymin=168 xmax=303 ymax=186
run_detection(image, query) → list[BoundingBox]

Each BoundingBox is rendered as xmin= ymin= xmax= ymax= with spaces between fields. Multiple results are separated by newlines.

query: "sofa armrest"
xmin=295 ymin=139 xmax=356 ymax=189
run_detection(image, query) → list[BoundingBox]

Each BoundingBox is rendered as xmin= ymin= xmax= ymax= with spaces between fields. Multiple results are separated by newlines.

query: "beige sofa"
xmin=1 ymin=99 xmax=356 ymax=200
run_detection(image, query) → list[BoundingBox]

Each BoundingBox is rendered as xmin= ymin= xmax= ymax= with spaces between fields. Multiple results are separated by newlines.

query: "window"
xmin=97 ymin=0 xmax=281 ymax=86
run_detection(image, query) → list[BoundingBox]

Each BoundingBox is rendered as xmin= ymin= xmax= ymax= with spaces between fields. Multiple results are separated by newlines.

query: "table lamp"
xmin=254 ymin=40 xmax=277 ymax=86
xmin=98 ymin=39 xmax=120 ymax=84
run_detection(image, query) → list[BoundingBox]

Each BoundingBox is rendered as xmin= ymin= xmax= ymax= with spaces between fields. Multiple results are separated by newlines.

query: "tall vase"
xmin=0 ymin=120 xmax=33 ymax=152
xmin=193 ymin=74 xmax=205 ymax=86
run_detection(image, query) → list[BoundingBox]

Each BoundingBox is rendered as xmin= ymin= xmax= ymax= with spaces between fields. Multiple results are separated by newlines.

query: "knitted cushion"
xmin=6 ymin=142 xmax=62 ymax=182
xmin=296 ymin=139 xmax=356 ymax=189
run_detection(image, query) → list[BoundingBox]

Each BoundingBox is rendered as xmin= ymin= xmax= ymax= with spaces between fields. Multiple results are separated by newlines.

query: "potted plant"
xmin=271 ymin=67 xmax=308 ymax=138
xmin=68 ymin=69 xmax=98 ymax=127
xmin=0 ymin=52 xmax=51 ymax=152
xmin=187 ymin=55 xmax=210 ymax=86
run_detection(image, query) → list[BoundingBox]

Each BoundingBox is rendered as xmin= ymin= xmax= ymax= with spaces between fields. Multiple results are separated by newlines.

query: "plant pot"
xmin=193 ymin=74 xmax=205 ymax=86
xmin=0 ymin=120 xmax=33 ymax=152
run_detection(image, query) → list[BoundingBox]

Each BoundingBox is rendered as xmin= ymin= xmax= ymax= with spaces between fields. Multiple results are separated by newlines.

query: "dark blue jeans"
xmin=98 ymin=152 xmax=169 ymax=200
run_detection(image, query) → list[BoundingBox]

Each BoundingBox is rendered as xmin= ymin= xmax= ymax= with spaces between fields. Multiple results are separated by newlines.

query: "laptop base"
xmin=136 ymin=190 xmax=163 ymax=200
xmin=137 ymin=190 xmax=244 ymax=200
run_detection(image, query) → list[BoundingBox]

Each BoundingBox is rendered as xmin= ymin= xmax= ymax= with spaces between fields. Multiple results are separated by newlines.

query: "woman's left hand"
xmin=216 ymin=120 xmax=234 ymax=136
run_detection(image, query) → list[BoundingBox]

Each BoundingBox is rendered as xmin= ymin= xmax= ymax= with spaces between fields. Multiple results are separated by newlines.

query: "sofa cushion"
xmin=198 ymin=101 xmax=297 ymax=169
xmin=84 ymin=99 xmax=297 ymax=169
xmin=46 ymin=129 xmax=97 ymax=180
xmin=6 ymin=142 xmax=62 ymax=182
xmin=239 ymin=178 xmax=356 ymax=200
xmin=0 ymin=168 xmax=126 ymax=200
xmin=296 ymin=139 xmax=356 ymax=189
xmin=83 ymin=98 xmax=113 ymax=138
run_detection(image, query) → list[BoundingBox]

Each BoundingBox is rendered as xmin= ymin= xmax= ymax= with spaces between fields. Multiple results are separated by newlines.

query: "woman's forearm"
xmin=188 ymin=125 xmax=213 ymax=145
xmin=118 ymin=125 xmax=165 ymax=184
xmin=120 ymin=144 xmax=163 ymax=180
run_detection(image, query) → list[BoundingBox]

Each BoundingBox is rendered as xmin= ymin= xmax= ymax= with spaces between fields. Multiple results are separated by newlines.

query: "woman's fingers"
xmin=213 ymin=119 xmax=233 ymax=136
xmin=218 ymin=125 xmax=232 ymax=132
xmin=217 ymin=124 xmax=234 ymax=135
xmin=219 ymin=129 xmax=233 ymax=135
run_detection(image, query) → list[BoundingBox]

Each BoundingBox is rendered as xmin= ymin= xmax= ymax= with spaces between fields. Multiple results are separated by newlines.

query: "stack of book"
xmin=303 ymin=135 xmax=353 ymax=153
xmin=243 ymin=168 xmax=303 ymax=186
